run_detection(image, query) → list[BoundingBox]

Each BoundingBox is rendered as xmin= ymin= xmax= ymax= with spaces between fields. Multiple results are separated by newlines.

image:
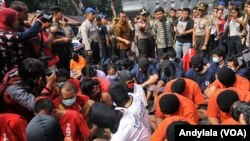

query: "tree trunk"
xmin=69 ymin=0 xmax=81 ymax=15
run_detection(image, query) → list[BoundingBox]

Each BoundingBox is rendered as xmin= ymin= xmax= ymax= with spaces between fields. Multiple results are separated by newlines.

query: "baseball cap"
xmin=197 ymin=2 xmax=208 ymax=11
xmin=140 ymin=8 xmax=148 ymax=15
xmin=218 ymin=1 xmax=225 ymax=6
xmin=85 ymin=7 xmax=96 ymax=14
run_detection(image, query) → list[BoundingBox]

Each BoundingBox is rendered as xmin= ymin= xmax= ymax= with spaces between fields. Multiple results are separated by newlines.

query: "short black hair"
xmin=34 ymin=98 xmax=55 ymax=115
xmin=170 ymin=8 xmax=176 ymax=12
xmin=80 ymin=78 xmax=99 ymax=96
xmin=227 ymin=56 xmax=239 ymax=67
xmin=81 ymin=65 xmax=96 ymax=77
xmin=9 ymin=0 xmax=27 ymax=12
xmin=192 ymin=6 xmax=198 ymax=11
xmin=183 ymin=8 xmax=191 ymax=14
xmin=155 ymin=7 xmax=165 ymax=13
xmin=212 ymin=48 xmax=226 ymax=59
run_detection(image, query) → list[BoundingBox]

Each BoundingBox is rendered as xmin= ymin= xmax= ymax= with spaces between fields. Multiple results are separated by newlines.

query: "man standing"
xmin=136 ymin=8 xmax=153 ymax=58
xmin=193 ymin=2 xmax=211 ymax=59
xmin=79 ymin=7 xmax=100 ymax=64
xmin=114 ymin=11 xmax=132 ymax=59
xmin=153 ymin=7 xmax=174 ymax=59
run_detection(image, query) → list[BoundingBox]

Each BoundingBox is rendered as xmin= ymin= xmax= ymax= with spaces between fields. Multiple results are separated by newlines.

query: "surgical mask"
xmin=62 ymin=96 xmax=76 ymax=106
xmin=169 ymin=58 xmax=175 ymax=61
xmin=212 ymin=57 xmax=220 ymax=63
xmin=109 ymin=73 xmax=118 ymax=80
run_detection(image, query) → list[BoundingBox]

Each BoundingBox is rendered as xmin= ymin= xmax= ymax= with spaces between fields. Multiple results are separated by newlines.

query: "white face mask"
xmin=212 ymin=57 xmax=220 ymax=63
xmin=109 ymin=73 xmax=118 ymax=79
xmin=62 ymin=96 xmax=76 ymax=106
xmin=169 ymin=58 xmax=175 ymax=61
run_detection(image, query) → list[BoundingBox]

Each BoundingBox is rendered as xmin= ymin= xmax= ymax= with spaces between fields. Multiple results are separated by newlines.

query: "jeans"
xmin=228 ymin=36 xmax=243 ymax=57
xmin=175 ymin=41 xmax=192 ymax=59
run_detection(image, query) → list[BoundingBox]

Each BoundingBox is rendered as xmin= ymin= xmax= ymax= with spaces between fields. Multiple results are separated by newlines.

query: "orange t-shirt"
xmin=155 ymin=93 xmax=199 ymax=123
xmin=70 ymin=55 xmax=87 ymax=74
xmin=208 ymin=75 xmax=250 ymax=91
xmin=220 ymin=118 xmax=240 ymax=125
xmin=150 ymin=116 xmax=196 ymax=141
xmin=165 ymin=78 xmax=205 ymax=105
xmin=207 ymin=87 xmax=250 ymax=123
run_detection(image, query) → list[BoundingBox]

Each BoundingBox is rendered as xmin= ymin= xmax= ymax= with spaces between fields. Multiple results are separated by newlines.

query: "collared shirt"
xmin=114 ymin=20 xmax=131 ymax=49
xmin=136 ymin=19 xmax=153 ymax=39
xmin=79 ymin=19 xmax=99 ymax=50
xmin=194 ymin=15 xmax=211 ymax=36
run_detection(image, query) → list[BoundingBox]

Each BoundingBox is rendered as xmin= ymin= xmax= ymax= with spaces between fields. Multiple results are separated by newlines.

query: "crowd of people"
xmin=0 ymin=0 xmax=250 ymax=141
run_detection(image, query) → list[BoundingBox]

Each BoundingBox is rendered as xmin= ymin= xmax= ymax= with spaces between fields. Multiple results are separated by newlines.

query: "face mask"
xmin=169 ymin=58 xmax=175 ymax=61
xmin=109 ymin=73 xmax=118 ymax=80
xmin=194 ymin=65 xmax=203 ymax=72
xmin=212 ymin=57 xmax=220 ymax=63
xmin=62 ymin=96 xmax=76 ymax=106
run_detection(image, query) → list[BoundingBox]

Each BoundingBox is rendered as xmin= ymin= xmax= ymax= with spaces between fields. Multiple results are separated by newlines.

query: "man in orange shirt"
xmin=205 ymin=67 xmax=250 ymax=98
xmin=70 ymin=52 xmax=87 ymax=79
xmin=155 ymin=93 xmax=199 ymax=126
xmin=165 ymin=78 xmax=205 ymax=105
xmin=207 ymin=88 xmax=250 ymax=125
xmin=151 ymin=116 xmax=196 ymax=141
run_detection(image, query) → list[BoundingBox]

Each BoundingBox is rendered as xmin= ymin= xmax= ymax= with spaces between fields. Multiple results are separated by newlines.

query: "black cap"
xmin=217 ymin=90 xmax=239 ymax=113
xmin=109 ymin=81 xmax=129 ymax=107
xmin=191 ymin=54 xmax=203 ymax=68
xmin=26 ymin=115 xmax=64 ymax=141
xmin=50 ymin=6 xmax=63 ymax=12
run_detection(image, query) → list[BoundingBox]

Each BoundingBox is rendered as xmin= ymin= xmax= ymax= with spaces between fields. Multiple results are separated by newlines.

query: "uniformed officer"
xmin=78 ymin=7 xmax=100 ymax=64
xmin=193 ymin=2 xmax=211 ymax=59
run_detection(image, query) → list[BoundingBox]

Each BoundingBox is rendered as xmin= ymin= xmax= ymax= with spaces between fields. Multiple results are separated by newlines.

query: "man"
xmin=50 ymin=6 xmax=72 ymax=70
xmin=192 ymin=7 xmax=199 ymax=20
xmin=114 ymin=11 xmax=132 ymax=59
xmin=245 ymin=1 xmax=250 ymax=48
xmin=227 ymin=56 xmax=250 ymax=79
xmin=136 ymin=8 xmax=154 ymax=58
xmin=174 ymin=8 xmax=194 ymax=59
xmin=79 ymin=7 xmax=100 ymax=64
xmin=153 ymin=7 xmax=174 ymax=58
xmin=209 ymin=48 xmax=227 ymax=74
xmin=193 ymin=2 xmax=211 ymax=59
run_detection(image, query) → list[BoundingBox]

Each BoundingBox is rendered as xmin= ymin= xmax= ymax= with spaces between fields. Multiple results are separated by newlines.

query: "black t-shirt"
xmin=175 ymin=17 xmax=194 ymax=43
xmin=98 ymin=25 xmax=108 ymax=43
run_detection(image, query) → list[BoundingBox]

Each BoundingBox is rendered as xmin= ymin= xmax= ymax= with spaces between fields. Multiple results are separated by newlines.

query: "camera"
xmin=230 ymin=101 xmax=250 ymax=125
xmin=45 ymin=68 xmax=59 ymax=76
xmin=36 ymin=10 xmax=53 ymax=23
xmin=237 ymin=49 xmax=250 ymax=69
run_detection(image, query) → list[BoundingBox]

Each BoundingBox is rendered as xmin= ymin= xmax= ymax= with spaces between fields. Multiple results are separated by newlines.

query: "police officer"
xmin=193 ymin=2 xmax=211 ymax=59
xmin=79 ymin=7 xmax=100 ymax=64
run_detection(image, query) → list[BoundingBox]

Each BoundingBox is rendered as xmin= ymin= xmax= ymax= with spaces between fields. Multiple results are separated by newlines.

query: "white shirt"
xmin=96 ymin=70 xmax=106 ymax=78
xmin=110 ymin=109 xmax=150 ymax=141
xmin=133 ymin=84 xmax=148 ymax=107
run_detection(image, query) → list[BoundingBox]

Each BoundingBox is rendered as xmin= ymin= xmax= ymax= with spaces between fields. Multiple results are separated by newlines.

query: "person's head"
xmin=85 ymin=7 xmax=96 ymax=22
xmin=217 ymin=67 xmax=236 ymax=87
xmin=89 ymin=102 xmax=123 ymax=133
xmin=192 ymin=7 xmax=198 ymax=18
xmin=191 ymin=55 xmax=204 ymax=73
xmin=182 ymin=8 xmax=191 ymax=20
xmin=139 ymin=8 xmax=148 ymax=21
xmin=26 ymin=115 xmax=64 ymax=141
xmin=170 ymin=8 xmax=177 ymax=18
xmin=245 ymin=1 xmax=250 ymax=15
xmin=96 ymin=16 xmax=102 ymax=26
xmin=154 ymin=7 xmax=165 ymax=21
xmin=216 ymin=9 xmax=224 ymax=18
xmin=107 ymin=64 xmax=118 ymax=80
xmin=177 ymin=9 xmax=183 ymax=18
xmin=213 ymin=8 xmax=218 ymax=16
xmin=18 ymin=58 xmax=45 ymax=87
xmin=59 ymin=82 xmax=77 ymax=107
xmin=217 ymin=1 xmax=225 ymax=10
xmin=81 ymin=65 xmax=97 ymax=78
xmin=227 ymin=56 xmax=240 ymax=72
xmin=0 ymin=8 xmax=19 ymax=30
xmin=34 ymin=98 xmax=55 ymax=115
xmin=119 ymin=11 xmax=127 ymax=23
xmin=138 ymin=58 xmax=150 ymax=73
xmin=9 ymin=1 xmax=28 ymax=22
xmin=168 ymin=49 xmax=177 ymax=61
xmin=160 ymin=60 xmax=176 ymax=81
xmin=228 ymin=1 xmax=234 ymax=11
xmin=160 ymin=53 xmax=169 ymax=62
xmin=119 ymin=70 xmax=135 ymax=92
xmin=166 ymin=121 xmax=191 ymax=141
xmin=159 ymin=94 xmax=180 ymax=114
xmin=61 ymin=17 xmax=68 ymax=26
xmin=230 ymin=7 xmax=241 ymax=19
xmin=197 ymin=2 xmax=208 ymax=16
xmin=50 ymin=6 xmax=63 ymax=21
xmin=109 ymin=81 xmax=130 ymax=107
xmin=171 ymin=78 xmax=186 ymax=94
xmin=217 ymin=90 xmax=239 ymax=113
xmin=100 ymin=14 xmax=108 ymax=25
xmin=212 ymin=48 xmax=226 ymax=63
xmin=57 ymin=68 xmax=70 ymax=84
xmin=80 ymin=78 xmax=100 ymax=99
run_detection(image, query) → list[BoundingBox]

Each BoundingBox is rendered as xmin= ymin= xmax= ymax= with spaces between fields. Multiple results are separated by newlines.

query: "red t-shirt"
xmin=59 ymin=110 xmax=90 ymax=141
xmin=53 ymin=94 xmax=89 ymax=112
xmin=0 ymin=113 xmax=28 ymax=141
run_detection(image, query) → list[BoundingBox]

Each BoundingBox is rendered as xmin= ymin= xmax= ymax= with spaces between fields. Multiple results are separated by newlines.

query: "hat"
xmin=26 ymin=115 xmax=64 ymax=141
xmin=166 ymin=121 xmax=191 ymax=141
xmin=171 ymin=78 xmax=186 ymax=94
xmin=109 ymin=81 xmax=129 ymax=107
xmin=217 ymin=67 xmax=236 ymax=87
xmin=159 ymin=94 xmax=180 ymax=114
xmin=231 ymin=0 xmax=242 ymax=7
xmin=218 ymin=1 xmax=225 ymax=6
xmin=140 ymin=8 xmax=148 ymax=15
xmin=217 ymin=90 xmax=239 ymax=113
xmin=197 ymin=2 xmax=208 ymax=11
xmin=50 ymin=6 xmax=63 ymax=12
xmin=191 ymin=55 xmax=203 ymax=68
xmin=85 ymin=7 xmax=96 ymax=14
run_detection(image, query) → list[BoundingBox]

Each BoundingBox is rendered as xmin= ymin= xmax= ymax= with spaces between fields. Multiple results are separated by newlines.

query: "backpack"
xmin=0 ymin=68 xmax=21 ymax=112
